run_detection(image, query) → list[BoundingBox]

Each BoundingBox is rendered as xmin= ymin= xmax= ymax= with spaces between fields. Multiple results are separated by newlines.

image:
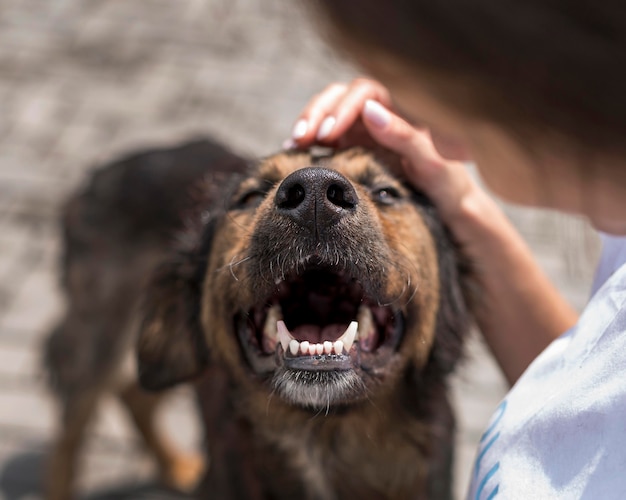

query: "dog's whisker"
xmin=228 ymin=257 xmax=246 ymax=281
xmin=375 ymin=250 xmax=423 ymax=308
xmin=310 ymin=408 xmax=323 ymax=421
xmin=224 ymin=210 xmax=257 ymax=238
xmin=403 ymin=280 xmax=420 ymax=307
xmin=215 ymin=254 xmax=253 ymax=281
xmin=266 ymin=388 xmax=277 ymax=416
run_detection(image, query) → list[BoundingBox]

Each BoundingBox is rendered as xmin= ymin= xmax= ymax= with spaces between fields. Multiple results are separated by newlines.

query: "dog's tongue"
xmin=291 ymin=324 xmax=346 ymax=344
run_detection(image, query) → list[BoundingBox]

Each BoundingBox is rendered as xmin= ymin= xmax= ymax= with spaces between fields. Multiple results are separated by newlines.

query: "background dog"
xmin=137 ymin=145 xmax=473 ymax=499
xmin=44 ymin=138 xmax=249 ymax=499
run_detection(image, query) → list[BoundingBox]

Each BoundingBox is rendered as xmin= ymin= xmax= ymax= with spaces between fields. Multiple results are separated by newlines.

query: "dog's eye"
xmin=234 ymin=190 xmax=267 ymax=209
xmin=371 ymin=187 xmax=402 ymax=205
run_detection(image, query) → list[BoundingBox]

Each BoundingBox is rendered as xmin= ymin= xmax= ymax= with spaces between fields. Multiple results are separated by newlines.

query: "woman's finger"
xmin=361 ymin=100 xmax=435 ymax=173
xmin=315 ymin=78 xmax=393 ymax=144
xmin=290 ymin=83 xmax=348 ymax=145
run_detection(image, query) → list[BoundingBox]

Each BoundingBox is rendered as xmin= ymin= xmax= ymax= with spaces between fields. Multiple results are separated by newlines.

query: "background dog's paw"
xmin=161 ymin=452 xmax=206 ymax=493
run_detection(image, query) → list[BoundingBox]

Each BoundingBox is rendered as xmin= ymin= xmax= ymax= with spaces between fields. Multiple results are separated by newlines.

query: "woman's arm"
xmin=449 ymin=186 xmax=578 ymax=384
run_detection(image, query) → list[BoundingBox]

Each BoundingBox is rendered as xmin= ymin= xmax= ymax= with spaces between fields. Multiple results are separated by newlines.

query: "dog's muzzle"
xmin=234 ymin=167 xmax=406 ymax=409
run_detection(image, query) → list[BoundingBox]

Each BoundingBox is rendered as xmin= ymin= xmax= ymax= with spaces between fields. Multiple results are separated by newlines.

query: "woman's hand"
xmin=288 ymin=78 xmax=480 ymax=242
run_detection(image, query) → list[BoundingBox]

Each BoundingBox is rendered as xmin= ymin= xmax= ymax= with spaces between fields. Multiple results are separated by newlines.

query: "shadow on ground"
xmin=0 ymin=450 xmax=192 ymax=500
xmin=0 ymin=450 xmax=44 ymax=500
xmin=86 ymin=482 xmax=193 ymax=500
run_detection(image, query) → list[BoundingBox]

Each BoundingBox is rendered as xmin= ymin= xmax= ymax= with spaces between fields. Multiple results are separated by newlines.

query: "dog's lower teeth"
xmin=324 ymin=341 xmax=333 ymax=354
xmin=340 ymin=321 xmax=358 ymax=352
xmin=289 ymin=339 xmax=299 ymax=355
xmin=300 ymin=340 xmax=310 ymax=354
xmin=334 ymin=340 xmax=344 ymax=354
xmin=275 ymin=320 xmax=360 ymax=357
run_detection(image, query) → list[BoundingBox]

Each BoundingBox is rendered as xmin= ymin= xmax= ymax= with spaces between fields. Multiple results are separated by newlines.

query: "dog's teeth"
xmin=276 ymin=321 xmax=293 ymax=351
xmin=264 ymin=305 xmax=282 ymax=340
xmin=281 ymin=334 xmax=349 ymax=357
xmin=357 ymin=305 xmax=374 ymax=337
xmin=289 ymin=339 xmax=300 ymax=355
xmin=337 ymin=321 xmax=358 ymax=352
xmin=357 ymin=305 xmax=377 ymax=351
xmin=300 ymin=341 xmax=310 ymax=355
xmin=333 ymin=340 xmax=344 ymax=354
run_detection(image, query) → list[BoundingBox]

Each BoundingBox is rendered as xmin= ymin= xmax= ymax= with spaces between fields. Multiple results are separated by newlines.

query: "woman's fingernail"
xmin=363 ymin=100 xmax=391 ymax=128
xmin=282 ymin=138 xmax=297 ymax=150
xmin=292 ymin=119 xmax=308 ymax=139
xmin=317 ymin=116 xmax=336 ymax=140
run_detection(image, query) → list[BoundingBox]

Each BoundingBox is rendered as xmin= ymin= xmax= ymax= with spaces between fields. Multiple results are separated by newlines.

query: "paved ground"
xmin=0 ymin=1 xmax=601 ymax=499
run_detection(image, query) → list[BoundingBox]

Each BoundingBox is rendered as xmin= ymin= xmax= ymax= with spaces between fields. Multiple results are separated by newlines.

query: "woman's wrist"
xmin=440 ymin=179 xmax=507 ymax=255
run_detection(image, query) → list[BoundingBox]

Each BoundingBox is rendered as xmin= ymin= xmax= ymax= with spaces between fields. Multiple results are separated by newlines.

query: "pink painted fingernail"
xmin=292 ymin=119 xmax=308 ymax=139
xmin=317 ymin=116 xmax=336 ymax=140
xmin=282 ymin=138 xmax=297 ymax=150
xmin=363 ymin=100 xmax=391 ymax=128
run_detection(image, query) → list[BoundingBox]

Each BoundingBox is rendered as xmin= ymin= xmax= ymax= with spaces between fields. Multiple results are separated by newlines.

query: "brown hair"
xmin=311 ymin=0 xmax=626 ymax=158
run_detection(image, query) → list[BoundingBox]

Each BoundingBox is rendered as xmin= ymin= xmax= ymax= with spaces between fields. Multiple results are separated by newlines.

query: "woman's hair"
xmin=311 ymin=0 xmax=626 ymax=157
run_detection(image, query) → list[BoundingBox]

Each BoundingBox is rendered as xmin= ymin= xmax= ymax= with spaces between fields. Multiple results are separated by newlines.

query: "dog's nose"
xmin=275 ymin=167 xmax=358 ymax=232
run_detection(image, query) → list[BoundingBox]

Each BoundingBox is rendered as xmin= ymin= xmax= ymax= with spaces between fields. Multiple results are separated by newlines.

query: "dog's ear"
xmin=137 ymin=224 xmax=214 ymax=391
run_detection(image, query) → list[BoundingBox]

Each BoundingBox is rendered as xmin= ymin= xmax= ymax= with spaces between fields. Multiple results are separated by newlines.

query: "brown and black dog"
xmin=137 ymin=144 xmax=472 ymax=499
xmin=46 ymin=139 xmax=472 ymax=500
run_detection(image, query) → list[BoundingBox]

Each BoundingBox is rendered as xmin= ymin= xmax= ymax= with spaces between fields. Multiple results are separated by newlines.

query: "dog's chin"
xmin=233 ymin=266 xmax=406 ymax=411
xmin=271 ymin=367 xmax=367 ymax=410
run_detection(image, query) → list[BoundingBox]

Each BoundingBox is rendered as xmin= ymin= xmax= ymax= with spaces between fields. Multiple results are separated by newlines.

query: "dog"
xmin=44 ymin=138 xmax=249 ymax=499
xmin=136 ymin=144 xmax=473 ymax=499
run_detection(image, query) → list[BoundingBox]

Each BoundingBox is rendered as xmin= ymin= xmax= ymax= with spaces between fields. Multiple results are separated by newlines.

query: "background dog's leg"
xmin=118 ymin=382 xmax=205 ymax=492
xmin=46 ymin=391 xmax=100 ymax=500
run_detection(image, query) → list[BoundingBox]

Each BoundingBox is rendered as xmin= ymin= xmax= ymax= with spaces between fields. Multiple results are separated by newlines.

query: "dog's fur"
xmin=44 ymin=139 xmax=248 ymax=499
xmin=46 ymin=139 xmax=472 ymax=500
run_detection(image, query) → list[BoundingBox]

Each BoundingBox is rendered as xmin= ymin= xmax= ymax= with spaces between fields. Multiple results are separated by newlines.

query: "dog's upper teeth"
xmin=262 ymin=305 xmax=283 ymax=352
xmin=277 ymin=320 xmax=292 ymax=351
xmin=356 ymin=305 xmax=376 ymax=351
xmin=264 ymin=305 xmax=282 ymax=341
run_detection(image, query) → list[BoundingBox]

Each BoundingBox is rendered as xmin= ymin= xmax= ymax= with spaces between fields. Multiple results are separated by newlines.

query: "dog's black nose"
xmin=275 ymin=167 xmax=358 ymax=232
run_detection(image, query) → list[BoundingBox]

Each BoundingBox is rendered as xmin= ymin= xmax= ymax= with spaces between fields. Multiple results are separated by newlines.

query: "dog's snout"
xmin=275 ymin=167 xmax=358 ymax=231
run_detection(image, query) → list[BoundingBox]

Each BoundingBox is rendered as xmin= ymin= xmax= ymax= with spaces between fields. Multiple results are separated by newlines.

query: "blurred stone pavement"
xmin=0 ymin=0 xmax=601 ymax=499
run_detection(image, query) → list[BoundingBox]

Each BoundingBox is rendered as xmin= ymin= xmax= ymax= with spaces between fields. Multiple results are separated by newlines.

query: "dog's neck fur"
xmin=227 ymin=368 xmax=452 ymax=500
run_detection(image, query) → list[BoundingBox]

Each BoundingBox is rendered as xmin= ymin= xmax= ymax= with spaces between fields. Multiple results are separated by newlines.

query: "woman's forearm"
xmin=453 ymin=188 xmax=578 ymax=385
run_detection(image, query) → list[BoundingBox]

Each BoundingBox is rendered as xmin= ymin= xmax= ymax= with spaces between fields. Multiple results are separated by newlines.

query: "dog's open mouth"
xmin=235 ymin=267 xmax=404 ymax=376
